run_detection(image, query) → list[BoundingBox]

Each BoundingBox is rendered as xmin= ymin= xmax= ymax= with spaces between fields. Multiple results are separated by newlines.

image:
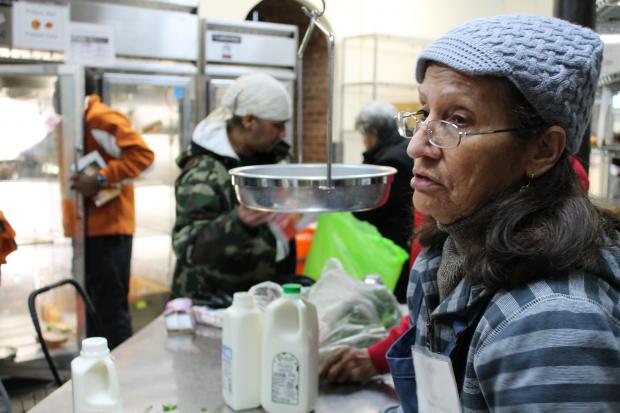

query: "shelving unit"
xmin=340 ymin=33 xmax=430 ymax=163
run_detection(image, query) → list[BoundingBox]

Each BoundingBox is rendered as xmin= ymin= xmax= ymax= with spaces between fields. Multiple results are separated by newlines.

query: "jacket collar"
xmin=413 ymin=246 xmax=491 ymax=319
xmin=192 ymin=119 xmax=239 ymax=161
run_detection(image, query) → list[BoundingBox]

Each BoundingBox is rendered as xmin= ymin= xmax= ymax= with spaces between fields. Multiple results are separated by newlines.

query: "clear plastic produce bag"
xmin=307 ymin=259 xmax=402 ymax=368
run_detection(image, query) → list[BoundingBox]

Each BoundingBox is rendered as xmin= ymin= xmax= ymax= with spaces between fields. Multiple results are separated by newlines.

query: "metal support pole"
xmin=313 ymin=20 xmax=335 ymax=187
xmin=298 ymin=1 xmax=335 ymax=188
xmin=372 ymin=33 xmax=378 ymax=100
xmin=296 ymin=10 xmax=318 ymax=164
xmin=296 ymin=58 xmax=304 ymax=163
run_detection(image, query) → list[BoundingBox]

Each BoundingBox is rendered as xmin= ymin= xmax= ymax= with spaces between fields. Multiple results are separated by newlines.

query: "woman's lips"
xmin=411 ymin=173 xmax=441 ymax=191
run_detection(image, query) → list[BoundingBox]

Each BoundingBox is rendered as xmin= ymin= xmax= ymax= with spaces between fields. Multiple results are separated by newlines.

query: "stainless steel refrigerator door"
xmin=102 ymin=73 xmax=195 ymax=297
xmin=206 ymin=77 xmax=234 ymax=114
xmin=0 ymin=64 xmax=84 ymax=362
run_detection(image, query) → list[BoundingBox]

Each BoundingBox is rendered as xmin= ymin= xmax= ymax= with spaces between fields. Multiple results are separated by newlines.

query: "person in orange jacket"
xmin=0 ymin=210 xmax=17 ymax=286
xmin=71 ymin=71 xmax=154 ymax=349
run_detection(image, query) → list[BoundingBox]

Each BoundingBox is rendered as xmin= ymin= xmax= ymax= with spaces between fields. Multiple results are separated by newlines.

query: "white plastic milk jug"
xmin=71 ymin=337 xmax=122 ymax=413
xmin=261 ymin=283 xmax=319 ymax=413
xmin=221 ymin=292 xmax=263 ymax=410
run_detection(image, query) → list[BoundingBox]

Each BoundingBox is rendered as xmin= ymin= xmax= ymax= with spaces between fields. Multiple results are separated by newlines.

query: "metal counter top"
xmin=30 ymin=315 xmax=399 ymax=413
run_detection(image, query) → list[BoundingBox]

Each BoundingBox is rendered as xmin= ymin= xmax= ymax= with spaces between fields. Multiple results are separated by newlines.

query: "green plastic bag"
xmin=303 ymin=212 xmax=408 ymax=292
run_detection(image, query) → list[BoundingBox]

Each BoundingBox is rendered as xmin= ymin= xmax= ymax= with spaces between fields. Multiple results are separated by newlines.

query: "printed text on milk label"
xmin=222 ymin=345 xmax=232 ymax=394
xmin=271 ymin=352 xmax=299 ymax=405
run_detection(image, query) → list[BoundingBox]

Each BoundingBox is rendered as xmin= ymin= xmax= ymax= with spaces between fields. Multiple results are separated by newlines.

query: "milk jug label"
xmin=222 ymin=344 xmax=233 ymax=394
xmin=271 ymin=352 xmax=299 ymax=405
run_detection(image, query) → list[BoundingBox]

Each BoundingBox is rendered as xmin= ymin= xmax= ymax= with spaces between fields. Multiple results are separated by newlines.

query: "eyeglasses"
xmin=395 ymin=111 xmax=524 ymax=149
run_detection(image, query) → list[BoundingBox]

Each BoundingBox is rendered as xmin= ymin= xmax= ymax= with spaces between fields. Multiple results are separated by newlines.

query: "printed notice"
xmin=66 ymin=22 xmax=115 ymax=66
xmin=271 ymin=352 xmax=299 ymax=405
xmin=12 ymin=1 xmax=68 ymax=51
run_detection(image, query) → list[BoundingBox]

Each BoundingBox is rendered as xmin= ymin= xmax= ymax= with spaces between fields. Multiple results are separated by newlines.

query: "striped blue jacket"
xmin=401 ymin=241 xmax=620 ymax=412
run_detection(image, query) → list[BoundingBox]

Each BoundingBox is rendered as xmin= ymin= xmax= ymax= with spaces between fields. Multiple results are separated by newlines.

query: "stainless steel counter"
xmin=29 ymin=315 xmax=399 ymax=413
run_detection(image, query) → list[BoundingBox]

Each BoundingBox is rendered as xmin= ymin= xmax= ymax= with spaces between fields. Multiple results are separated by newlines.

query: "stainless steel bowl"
xmin=230 ymin=163 xmax=397 ymax=212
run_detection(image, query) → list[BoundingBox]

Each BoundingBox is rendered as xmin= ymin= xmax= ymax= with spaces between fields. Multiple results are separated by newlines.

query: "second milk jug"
xmin=261 ymin=283 xmax=319 ymax=413
xmin=221 ymin=292 xmax=263 ymax=410
xmin=71 ymin=337 xmax=122 ymax=413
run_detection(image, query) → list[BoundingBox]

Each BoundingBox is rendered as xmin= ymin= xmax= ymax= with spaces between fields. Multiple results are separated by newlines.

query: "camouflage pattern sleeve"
xmin=172 ymin=154 xmax=278 ymax=298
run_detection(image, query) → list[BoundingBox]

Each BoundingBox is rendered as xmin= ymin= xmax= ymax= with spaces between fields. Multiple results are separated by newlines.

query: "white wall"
xmin=199 ymin=0 xmax=255 ymax=18
xmin=199 ymin=0 xmax=554 ymax=38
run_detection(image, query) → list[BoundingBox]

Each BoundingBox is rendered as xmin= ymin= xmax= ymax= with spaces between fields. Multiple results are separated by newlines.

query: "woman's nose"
xmin=406 ymin=124 xmax=440 ymax=160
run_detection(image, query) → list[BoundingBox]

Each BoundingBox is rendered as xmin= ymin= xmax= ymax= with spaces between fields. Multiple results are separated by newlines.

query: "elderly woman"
xmin=353 ymin=101 xmax=413 ymax=302
xmin=385 ymin=14 xmax=620 ymax=413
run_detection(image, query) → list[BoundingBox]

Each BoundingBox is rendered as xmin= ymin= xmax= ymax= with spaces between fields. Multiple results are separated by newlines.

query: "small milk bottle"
xmin=261 ymin=283 xmax=319 ymax=413
xmin=221 ymin=292 xmax=263 ymax=410
xmin=71 ymin=337 xmax=122 ymax=413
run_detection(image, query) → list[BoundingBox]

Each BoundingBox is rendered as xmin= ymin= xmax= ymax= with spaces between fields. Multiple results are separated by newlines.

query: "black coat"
xmin=354 ymin=133 xmax=413 ymax=253
xmin=354 ymin=133 xmax=413 ymax=302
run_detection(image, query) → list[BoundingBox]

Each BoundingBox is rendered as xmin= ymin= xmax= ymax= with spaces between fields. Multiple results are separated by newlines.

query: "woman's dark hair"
xmin=417 ymin=77 xmax=620 ymax=291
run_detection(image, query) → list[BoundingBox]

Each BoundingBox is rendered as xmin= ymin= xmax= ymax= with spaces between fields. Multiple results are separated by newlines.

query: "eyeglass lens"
xmin=427 ymin=121 xmax=459 ymax=148
xmin=397 ymin=114 xmax=460 ymax=148
xmin=398 ymin=113 xmax=419 ymax=138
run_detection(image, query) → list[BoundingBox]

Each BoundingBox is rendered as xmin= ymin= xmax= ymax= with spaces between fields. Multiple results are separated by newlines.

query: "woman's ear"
xmin=241 ymin=114 xmax=256 ymax=130
xmin=524 ymin=126 xmax=567 ymax=177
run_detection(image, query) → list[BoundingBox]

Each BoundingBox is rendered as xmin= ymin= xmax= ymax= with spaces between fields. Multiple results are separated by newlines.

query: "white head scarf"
xmin=192 ymin=72 xmax=291 ymax=157
xmin=208 ymin=72 xmax=291 ymax=122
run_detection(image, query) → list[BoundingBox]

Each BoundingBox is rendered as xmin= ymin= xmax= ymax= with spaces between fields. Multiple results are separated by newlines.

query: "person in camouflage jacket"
xmin=172 ymin=73 xmax=295 ymax=306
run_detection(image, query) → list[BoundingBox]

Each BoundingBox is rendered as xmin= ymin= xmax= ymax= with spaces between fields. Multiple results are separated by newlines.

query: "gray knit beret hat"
xmin=415 ymin=14 xmax=604 ymax=154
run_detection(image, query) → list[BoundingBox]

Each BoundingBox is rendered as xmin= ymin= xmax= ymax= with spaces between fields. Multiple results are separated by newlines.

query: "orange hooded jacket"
xmin=0 ymin=211 xmax=16 ymax=264
xmin=84 ymin=95 xmax=154 ymax=236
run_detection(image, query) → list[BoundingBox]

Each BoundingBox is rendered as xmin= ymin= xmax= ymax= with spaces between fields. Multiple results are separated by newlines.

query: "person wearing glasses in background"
xmin=172 ymin=73 xmax=296 ymax=308
xmin=381 ymin=15 xmax=620 ymax=413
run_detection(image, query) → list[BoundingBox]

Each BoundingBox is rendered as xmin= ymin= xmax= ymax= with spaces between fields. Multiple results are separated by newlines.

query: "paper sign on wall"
xmin=12 ymin=1 xmax=68 ymax=51
xmin=66 ymin=22 xmax=115 ymax=66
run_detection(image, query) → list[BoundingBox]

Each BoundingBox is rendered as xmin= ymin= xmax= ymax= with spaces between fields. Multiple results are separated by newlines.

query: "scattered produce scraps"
xmin=153 ymin=402 xmax=208 ymax=412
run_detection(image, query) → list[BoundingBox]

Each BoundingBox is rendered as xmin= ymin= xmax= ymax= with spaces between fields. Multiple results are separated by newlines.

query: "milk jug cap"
xmin=282 ymin=283 xmax=301 ymax=295
xmin=80 ymin=337 xmax=110 ymax=357
xmin=233 ymin=292 xmax=255 ymax=308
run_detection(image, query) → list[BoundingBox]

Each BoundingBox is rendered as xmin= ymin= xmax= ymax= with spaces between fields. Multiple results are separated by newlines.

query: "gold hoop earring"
xmin=520 ymin=172 xmax=535 ymax=192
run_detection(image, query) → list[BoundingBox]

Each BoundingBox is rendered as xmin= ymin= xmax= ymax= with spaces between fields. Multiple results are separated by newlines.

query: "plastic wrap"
xmin=307 ymin=259 xmax=402 ymax=368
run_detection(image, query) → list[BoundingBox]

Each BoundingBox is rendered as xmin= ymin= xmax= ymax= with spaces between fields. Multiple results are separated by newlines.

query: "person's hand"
xmin=237 ymin=205 xmax=275 ymax=228
xmin=321 ymin=346 xmax=378 ymax=383
xmin=70 ymin=174 xmax=99 ymax=198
